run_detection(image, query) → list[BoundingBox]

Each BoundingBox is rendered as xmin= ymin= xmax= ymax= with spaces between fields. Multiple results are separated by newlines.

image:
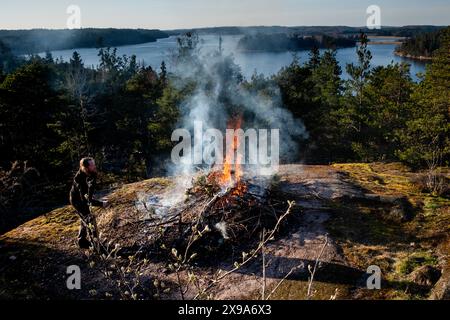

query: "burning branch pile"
xmin=171 ymin=116 xmax=285 ymax=250
xmin=127 ymin=169 xmax=288 ymax=260
xmin=184 ymin=171 xmax=281 ymax=241
xmin=123 ymin=116 xmax=290 ymax=259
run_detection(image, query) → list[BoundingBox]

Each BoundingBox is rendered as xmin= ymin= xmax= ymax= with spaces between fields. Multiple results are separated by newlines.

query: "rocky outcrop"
xmin=0 ymin=164 xmax=448 ymax=300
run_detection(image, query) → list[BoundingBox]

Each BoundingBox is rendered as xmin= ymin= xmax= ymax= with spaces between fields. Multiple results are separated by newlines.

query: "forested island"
xmin=237 ymin=33 xmax=357 ymax=52
xmin=395 ymin=28 xmax=445 ymax=60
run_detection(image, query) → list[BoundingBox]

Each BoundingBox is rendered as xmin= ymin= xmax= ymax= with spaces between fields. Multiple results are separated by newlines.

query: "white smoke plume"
xmin=168 ymin=34 xmax=308 ymax=176
xmin=137 ymin=34 xmax=308 ymax=215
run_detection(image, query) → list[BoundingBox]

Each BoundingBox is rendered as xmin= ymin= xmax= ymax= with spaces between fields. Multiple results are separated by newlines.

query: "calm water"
xmin=46 ymin=35 xmax=428 ymax=81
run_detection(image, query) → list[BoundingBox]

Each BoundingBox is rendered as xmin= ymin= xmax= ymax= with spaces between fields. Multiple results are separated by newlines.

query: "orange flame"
xmin=220 ymin=115 xmax=243 ymax=188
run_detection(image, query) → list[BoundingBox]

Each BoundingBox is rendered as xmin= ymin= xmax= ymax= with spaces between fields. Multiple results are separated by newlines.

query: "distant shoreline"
xmin=394 ymin=51 xmax=433 ymax=61
xmin=368 ymin=36 xmax=407 ymax=39
xmin=369 ymin=41 xmax=403 ymax=45
xmin=367 ymin=36 xmax=405 ymax=45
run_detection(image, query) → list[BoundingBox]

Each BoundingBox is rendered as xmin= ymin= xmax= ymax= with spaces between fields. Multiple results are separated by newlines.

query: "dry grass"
xmin=328 ymin=162 xmax=449 ymax=299
xmin=332 ymin=163 xmax=417 ymax=196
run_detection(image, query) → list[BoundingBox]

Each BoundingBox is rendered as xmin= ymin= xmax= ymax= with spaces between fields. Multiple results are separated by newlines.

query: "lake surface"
xmin=45 ymin=35 xmax=428 ymax=81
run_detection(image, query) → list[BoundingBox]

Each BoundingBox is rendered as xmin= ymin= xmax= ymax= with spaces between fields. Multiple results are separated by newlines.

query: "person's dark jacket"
xmin=70 ymin=170 xmax=103 ymax=211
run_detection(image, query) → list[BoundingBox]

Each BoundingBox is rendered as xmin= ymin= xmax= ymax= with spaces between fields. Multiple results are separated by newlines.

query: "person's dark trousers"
xmin=71 ymin=201 xmax=98 ymax=247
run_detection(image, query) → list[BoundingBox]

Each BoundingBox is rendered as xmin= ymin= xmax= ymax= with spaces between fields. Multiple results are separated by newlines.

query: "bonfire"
xmin=73 ymin=115 xmax=296 ymax=301
xmin=128 ymin=115 xmax=289 ymax=256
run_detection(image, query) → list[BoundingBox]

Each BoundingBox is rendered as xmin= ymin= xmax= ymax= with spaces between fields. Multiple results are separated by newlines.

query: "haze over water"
xmin=45 ymin=35 xmax=428 ymax=81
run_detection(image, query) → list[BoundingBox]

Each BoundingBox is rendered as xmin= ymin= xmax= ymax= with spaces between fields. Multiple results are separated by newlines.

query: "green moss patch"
xmin=396 ymin=252 xmax=438 ymax=275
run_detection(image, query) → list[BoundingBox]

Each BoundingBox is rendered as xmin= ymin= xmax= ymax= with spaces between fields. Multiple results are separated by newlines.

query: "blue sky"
xmin=0 ymin=0 xmax=449 ymax=30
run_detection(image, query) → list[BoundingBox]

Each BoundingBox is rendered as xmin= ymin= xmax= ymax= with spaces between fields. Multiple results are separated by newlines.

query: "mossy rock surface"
xmin=1 ymin=164 xmax=448 ymax=300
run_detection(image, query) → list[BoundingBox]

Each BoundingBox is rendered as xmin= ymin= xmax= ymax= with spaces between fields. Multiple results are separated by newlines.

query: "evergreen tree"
xmin=307 ymin=45 xmax=321 ymax=69
xmin=339 ymin=32 xmax=373 ymax=160
xmin=0 ymin=61 xmax=64 ymax=174
xmin=396 ymin=27 xmax=450 ymax=167
xmin=309 ymin=49 xmax=344 ymax=162
xmin=275 ymin=54 xmax=315 ymax=121
xmin=364 ymin=63 xmax=414 ymax=160
xmin=160 ymin=60 xmax=167 ymax=86
xmin=51 ymin=51 xmax=91 ymax=164
xmin=345 ymin=31 xmax=372 ymax=132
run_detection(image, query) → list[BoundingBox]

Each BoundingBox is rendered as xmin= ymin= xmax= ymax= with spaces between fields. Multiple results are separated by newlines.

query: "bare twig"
xmin=265 ymin=263 xmax=304 ymax=300
xmin=261 ymin=228 xmax=266 ymax=300
xmin=307 ymin=234 xmax=328 ymax=299
xmin=193 ymin=200 xmax=296 ymax=300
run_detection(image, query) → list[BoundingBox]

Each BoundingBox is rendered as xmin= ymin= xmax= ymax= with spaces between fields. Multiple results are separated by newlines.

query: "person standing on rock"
xmin=69 ymin=157 xmax=108 ymax=249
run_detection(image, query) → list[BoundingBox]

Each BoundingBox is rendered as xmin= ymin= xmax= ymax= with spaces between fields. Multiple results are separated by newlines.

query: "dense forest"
xmin=0 ymin=28 xmax=169 ymax=54
xmin=396 ymin=28 xmax=445 ymax=58
xmin=0 ymin=27 xmax=449 ymax=232
xmin=237 ymin=34 xmax=357 ymax=52
xmin=167 ymin=25 xmax=445 ymax=37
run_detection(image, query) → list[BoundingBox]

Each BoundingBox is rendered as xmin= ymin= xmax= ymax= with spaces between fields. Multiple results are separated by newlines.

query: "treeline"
xmin=0 ymin=40 xmax=22 ymax=73
xmin=237 ymin=33 xmax=356 ymax=52
xmin=396 ymin=28 xmax=445 ymax=58
xmin=169 ymin=25 xmax=445 ymax=37
xmin=269 ymin=30 xmax=449 ymax=167
xmin=355 ymin=25 xmax=445 ymax=37
xmin=0 ymin=47 xmax=177 ymax=231
xmin=0 ymin=28 xmax=169 ymax=54
xmin=0 ymin=28 xmax=449 ymax=231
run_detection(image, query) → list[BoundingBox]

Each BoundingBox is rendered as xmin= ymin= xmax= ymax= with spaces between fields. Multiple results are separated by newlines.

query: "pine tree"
xmin=309 ymin=49 xmax=345 ymax=162
xmin=0 ymin=61 xmax=64 ymax=172
xmin=396 ymin=26 xmax=450 ymax=168
xmin=365 ymin=63 xmax=414 ymax=160
xmin=345 ymin=31 xmax=372 ymax=133
xmin=338 ymin=31 xmax=373 ymax=160
xmin=160 ymin=61 xmax=167 ymax=86
xmin=307 ymin=45 xmax=320 ymax=69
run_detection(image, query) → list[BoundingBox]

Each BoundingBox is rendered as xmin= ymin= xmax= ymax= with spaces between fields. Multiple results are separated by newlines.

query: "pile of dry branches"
xmin=185 ymin=172 xmax=286 ymax=240
xmin=123 ymin=171 xmax=290 ymax=258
